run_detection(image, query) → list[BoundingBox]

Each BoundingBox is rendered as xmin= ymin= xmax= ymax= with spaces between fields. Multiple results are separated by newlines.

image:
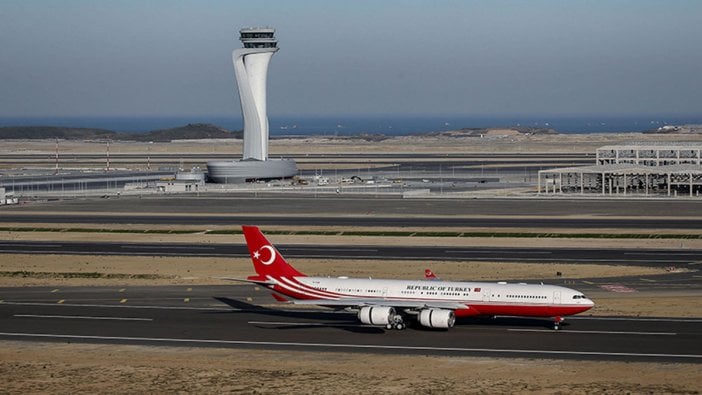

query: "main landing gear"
xmin=553 ymin=316 xmax=564 ymax=330
xmin=386 ymin=315 xmax=406 ymax=330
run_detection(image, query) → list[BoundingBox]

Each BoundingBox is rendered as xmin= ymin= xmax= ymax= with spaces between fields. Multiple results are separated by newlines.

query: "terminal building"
xmin=538 ymin=143 xmax=702 ymax=197
xmin=207 ymin=27 xmax=297 ymax=183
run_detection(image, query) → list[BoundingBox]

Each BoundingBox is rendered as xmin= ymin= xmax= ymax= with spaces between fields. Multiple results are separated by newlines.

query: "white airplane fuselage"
xmin=266 ymin=275 xmax=594 ymax=318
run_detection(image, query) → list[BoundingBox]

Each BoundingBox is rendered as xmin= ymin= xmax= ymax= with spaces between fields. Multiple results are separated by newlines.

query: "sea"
xmin=1 ymin=115 xmax=701 ymax=136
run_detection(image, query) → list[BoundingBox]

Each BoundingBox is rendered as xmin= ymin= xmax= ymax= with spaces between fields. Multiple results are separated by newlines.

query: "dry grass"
xmin=0 ymin=341 xmax=699 ymax=394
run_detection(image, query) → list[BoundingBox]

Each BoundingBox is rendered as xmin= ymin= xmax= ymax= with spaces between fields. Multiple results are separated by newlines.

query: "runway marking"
xmin=624 ymin=252 xmax=702 ymax=256
xmin=445 ymin=250 xmax=552 ymax=255
xmin=57 ymin=300 xmax=64 ymax=304
xmin=13 ymin=314 xmax=153 ymax=322
xmin=0 ymin=301 xmax=234 ymax=311
xmin=118 ymin=288 xmax=125 ymax=293
xmin=249 ymin=321 xmax=362 ymax=327
xmin=0 ymin=249 xmax=688 ymax=263
xmin=582 ymin=281 xmax=595 ymax=285
xmin=569 ymin=316 xmax=702 ymax=323
xmin=639 ymin=278 xmax=656 ymax=283
xmin=184 ymin=298 xmax=190 ymax=303
xmin=119 ymin=299 xmax=128 ymax=304
xmin=599 ymin=284 xmax=637 ymax=293
xmin=507 ymin=329 xmax=676 ymax=336
xmin=0 ymin=243 xmax=62 ymax=248
xmin=282 ymin=248 xmax=378 ymax=252
xmin=51 ymin=289 xmax=59 ymax=293
xmin=0 ymin=332 xmax=700 ymax=360
xmin=186 ymin=288 xmax=192 ymax=292
xmin=120 ymin=245 xmax=216 ymax=250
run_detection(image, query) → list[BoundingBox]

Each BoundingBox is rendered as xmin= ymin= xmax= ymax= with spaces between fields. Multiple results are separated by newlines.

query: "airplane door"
xmin=382 ymin=287 xmax=388 ymax=299
xmin=553 ymin=291 xmax=561 ymax=304
xmin=482 ymin=289 xmax=491 ymax=302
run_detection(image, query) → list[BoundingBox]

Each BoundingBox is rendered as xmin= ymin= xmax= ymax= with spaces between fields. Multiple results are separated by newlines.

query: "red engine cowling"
xmin=358 ymin=306 xmax=395 ymax=326
xmin=418 ymin=308 xmax=455 ymax=329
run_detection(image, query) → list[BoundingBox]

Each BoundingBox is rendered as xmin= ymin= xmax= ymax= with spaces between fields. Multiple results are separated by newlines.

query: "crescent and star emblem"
xmin=253 ymin=245 xmax=276 ymax=265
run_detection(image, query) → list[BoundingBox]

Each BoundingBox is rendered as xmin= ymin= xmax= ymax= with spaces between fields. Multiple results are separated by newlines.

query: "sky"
xmin=0 ymin=0 xmax=700 ymax=118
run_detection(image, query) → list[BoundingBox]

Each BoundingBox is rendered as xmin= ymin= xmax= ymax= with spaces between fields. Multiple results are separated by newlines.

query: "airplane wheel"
xmin=386 ymin=324 xmax=393 ymax=330
xmin=396 ymin=323 xmax=405 ymax=330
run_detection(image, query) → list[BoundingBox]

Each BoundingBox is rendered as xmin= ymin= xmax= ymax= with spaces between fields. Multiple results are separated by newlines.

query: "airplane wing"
xmin=291 ymin=298 xmax=469 ymax=310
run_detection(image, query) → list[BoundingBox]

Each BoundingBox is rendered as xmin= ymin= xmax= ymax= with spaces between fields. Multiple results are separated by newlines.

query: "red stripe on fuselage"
xmin=455 ymin=303 xmax=592 ymax=318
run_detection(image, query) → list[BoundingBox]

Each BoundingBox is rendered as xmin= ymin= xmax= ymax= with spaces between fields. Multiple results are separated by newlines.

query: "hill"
xmin=0 ymin=123 xmax=242 ymax=141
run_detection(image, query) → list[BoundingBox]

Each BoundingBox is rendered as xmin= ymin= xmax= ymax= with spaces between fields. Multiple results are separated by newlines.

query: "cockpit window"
xmin=572 ymin=294 xmax=587 ymax=299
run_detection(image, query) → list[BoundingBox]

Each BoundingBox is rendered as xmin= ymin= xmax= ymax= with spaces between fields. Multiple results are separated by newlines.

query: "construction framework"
xmin=539 ymin=143 xmax=702 ymax=197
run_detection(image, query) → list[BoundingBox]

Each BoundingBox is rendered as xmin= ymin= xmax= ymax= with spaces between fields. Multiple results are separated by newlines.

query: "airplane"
xmin=233 ymin=225 xmax=594 ymax=330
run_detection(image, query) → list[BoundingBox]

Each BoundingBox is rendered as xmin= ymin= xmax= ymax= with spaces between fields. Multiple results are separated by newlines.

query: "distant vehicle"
xmin=226 ymin=226 xmax=595 ymax=330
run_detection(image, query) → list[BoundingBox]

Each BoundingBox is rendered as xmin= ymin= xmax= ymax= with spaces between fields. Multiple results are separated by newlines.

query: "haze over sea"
xmin=2 ymin=115 xmax=702 ymax=136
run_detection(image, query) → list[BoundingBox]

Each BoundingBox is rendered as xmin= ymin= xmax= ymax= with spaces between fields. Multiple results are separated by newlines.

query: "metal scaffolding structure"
xmin=596 ymin=143 xmax=702 ymax=166
xmin=539 ymin=143 xmax=702 ymax=197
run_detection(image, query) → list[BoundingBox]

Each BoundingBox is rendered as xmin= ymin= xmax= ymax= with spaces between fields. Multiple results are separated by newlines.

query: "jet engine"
xmin=358 ymin=306 xmax=395 ymax=326
xmin=418 ymin=308 xmax=456 ymax=329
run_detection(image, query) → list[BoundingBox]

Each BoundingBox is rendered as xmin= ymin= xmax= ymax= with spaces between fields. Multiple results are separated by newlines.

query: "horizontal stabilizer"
xmin=215 ymin=277 xmax=277 ymax=286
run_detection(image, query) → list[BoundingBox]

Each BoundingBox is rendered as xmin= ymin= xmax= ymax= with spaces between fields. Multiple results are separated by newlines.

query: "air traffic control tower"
xmin=207 ymin=27 xmax=297 ymax=183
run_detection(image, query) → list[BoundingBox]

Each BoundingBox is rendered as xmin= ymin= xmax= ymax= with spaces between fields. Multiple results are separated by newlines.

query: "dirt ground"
xmin=0 ymin=341 xmax=699 ymax=394
xmin=3 ymin=132 xmax=702 ymax=156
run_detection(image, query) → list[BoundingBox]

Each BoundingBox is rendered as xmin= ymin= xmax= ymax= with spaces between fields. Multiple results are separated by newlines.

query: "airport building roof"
xmin=539 ymin=164 xmax=702 ymax=175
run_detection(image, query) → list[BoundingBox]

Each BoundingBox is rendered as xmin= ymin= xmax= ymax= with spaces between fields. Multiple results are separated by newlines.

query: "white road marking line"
xmin=445 ymin=250 xmax=552 ymax=255
xmin=13 ymin=314 xmax=152 ymax=322
xmin=120 ymin=245 xmax=215 ymax=250
xmin=0 ymin=243 xmax=63 ymax=248
xmin=248 ymin=321 xmax=362 ymax=327
xmin=0 ymin=301 xmax=232 ymax=311
xmin=569 ymin=316 xmax=702 ymax=323
xmin=0 ymin=332 xmax=699 ymax=360
xmin=50 ymin=289 xmax=59 ymax=293
xmin=282 ymin=248 xmax=378 ymax=252
xmin=507 ymin=329 xmax=676 ymax=336
xmin=624 ymin=252 xmax=702 ymax=256
xmin=0 ymin=250 xmax=234 ymax=257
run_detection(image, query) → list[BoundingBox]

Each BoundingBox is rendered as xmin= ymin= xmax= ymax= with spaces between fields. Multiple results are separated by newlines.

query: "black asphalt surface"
xmin=1 ymin=285 xmax=700 ymax=362
xmin=4 ymin=196 xmax=702 ymax=218
xmin=3 ymin=212 xmax=702 ymax=230
xmin=1 ymin=240 xmax=702 ymax=267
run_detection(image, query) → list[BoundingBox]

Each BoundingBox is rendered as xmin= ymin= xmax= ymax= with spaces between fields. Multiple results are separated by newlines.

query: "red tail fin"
xmin=242 ymin=226 xmax=305 ymax=280
xmin=425 ymin=268 xmax=439 ymax=280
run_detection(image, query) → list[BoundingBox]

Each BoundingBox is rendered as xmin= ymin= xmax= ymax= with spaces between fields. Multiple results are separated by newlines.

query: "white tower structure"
xmin=234 ymin=28 xmax=278 ymax=161
xmin=206 ymin=27 xmax=297 ymax=183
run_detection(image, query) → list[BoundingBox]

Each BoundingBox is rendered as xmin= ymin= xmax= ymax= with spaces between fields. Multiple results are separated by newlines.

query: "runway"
xmin=6 ymin=196 xmax=702 ymax=217
xmin=3 ymin=212 xmax=702 ymax=230
xmin=2 ymin=240 xmax=702 ymax=267
xmin=1 ymin=285 xmax=700 ymax=362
